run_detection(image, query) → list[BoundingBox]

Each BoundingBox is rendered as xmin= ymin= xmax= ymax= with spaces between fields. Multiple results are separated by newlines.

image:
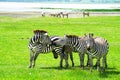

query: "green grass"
xmin=0 ymin=16 xmax=120 ymax=80
xmin=85 ymin=9 xmax=120 ymax=12
xmin=39 ymin=8 xmax=120 ymax=12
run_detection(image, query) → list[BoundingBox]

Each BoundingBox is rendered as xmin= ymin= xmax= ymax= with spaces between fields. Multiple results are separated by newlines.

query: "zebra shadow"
xmin=39 ymin=66 xmax=74 ymax=70
xmin=99 ymin=67 xmax=120 ymax=78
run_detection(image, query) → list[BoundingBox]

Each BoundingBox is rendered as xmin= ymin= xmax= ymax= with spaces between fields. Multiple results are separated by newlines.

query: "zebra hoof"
xmin=80 ymin=65 xmax=84 ymax=69
xmin=80 ymin=66 xmax=84 ymax=69
xmin=90 ymin=69 xmax=92 ymax=72
xmin=65 ymin=64 xmax=69 ymax=68
xmin=32 ymin=64 xmax=35 ymax=68
xmin=102 ymin=68 xmax=105 ymax=73
xmin=105 ymin=65 xmax=107 ymax=68
xmin=86 ymin=64 xmax=90 ymax=67
xmin=60 ymin=65 xmax=63 ymax=69
xmin=72 ymin=63 xmax=74 ymax=67
xmin=28 ymin=65 xmax=32 ymax=68
xmin=93 ymin=64 xmax=97 ymax=68
xmin=97 ymin=68 xmax=100 ymax=72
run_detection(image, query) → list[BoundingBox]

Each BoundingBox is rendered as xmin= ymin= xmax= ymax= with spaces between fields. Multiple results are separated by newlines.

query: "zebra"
xmin=84 ymin=33 xmax=109 ymax=72
xmin=28 ymin=31 xmax=70 ymax=68
xmin=28 ymin=30 xmax=52 ymax=68
xmin=50 ymin=12 xmax=61 ymax=18
xmin=56 ymin=35 xmax=88 ymax=69
xmin=60 ymin=12 xmax=69 ymax=18
xmin=83 ymin=12 xmax=89 ymax=17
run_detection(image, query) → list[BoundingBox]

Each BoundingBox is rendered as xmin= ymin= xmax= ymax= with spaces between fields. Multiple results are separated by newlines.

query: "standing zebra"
xmin=57 ymin=35 xmax=87 ymax=68
xmin=60 ymin=12 xmax=69 ymax=18
xmin=28 ymin=30 xmax=70 ymax=68
xmin=28 ymin=30 xmax=52 ymax=68
xmin=83 ymin=12 xmax=89 ymax=17
xmin=84 ymin=33 xmax=109 ymax=72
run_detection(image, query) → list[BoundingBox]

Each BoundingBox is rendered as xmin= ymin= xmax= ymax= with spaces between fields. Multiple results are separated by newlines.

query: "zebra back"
xmin=84 ymin=33 xmax=109 ymax=57
xmin=64 ymin=35 xmax=87 ymax=53
xmin=94 ymin=37 xmax=109 ymax=56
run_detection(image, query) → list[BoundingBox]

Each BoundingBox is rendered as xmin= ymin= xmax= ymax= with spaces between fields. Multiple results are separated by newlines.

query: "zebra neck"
xmin=89 ymin=43 xmax=98 ymax=56
xmin=69 ymin=38 xmax=79 ymax=46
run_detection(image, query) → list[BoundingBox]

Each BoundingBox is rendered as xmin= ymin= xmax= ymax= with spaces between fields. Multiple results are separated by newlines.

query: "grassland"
xmin=85 ymin=9 xmax=120 ymax=12
xmin=0 ymin=16 xmax=120 ymax=80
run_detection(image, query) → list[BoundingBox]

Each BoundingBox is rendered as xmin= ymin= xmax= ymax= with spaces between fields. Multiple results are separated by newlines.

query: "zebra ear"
xmin=64 ymin=34 xmax=66 ymax=37
xmin=44 ymin=33 xmax=48 ymax=35
xmin=89 ymin=33 xmax=94 ymax=37
xmin=91 ymin=33 xmax=94 ymax=37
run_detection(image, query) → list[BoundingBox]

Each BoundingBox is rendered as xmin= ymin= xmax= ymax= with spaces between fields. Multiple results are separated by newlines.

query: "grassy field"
xmin=0 ymin=16 xmax=120 ymax=80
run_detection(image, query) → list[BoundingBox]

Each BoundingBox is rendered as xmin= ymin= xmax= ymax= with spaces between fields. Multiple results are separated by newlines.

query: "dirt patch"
xmin=0 ymin=11 xmax=120 ymax=18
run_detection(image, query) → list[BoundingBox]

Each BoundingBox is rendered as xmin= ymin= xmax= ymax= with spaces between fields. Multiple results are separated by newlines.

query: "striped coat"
xmin=28 ymin=32 xmax=69 ymax=68
xmin=59 ymin=35 xmax=87 ymax=68
xmin=85 ymin=33 xmax=109 ymax=72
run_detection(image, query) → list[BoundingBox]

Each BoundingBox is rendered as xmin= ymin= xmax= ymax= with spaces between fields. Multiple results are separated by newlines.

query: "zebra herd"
xmin=28 ymin=30 xmax=109 ymax=72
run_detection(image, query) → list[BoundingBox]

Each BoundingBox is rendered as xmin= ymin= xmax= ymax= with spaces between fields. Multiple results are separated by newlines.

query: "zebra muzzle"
xmin=87 ymin=47 xmax=90 ymax=51
xmin=87 ymin=44 xmax=90 ymax=51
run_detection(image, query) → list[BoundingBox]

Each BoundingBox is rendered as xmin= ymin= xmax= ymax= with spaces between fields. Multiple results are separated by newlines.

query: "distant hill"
xmin=0 ymin=0 xmax=120 ymax=3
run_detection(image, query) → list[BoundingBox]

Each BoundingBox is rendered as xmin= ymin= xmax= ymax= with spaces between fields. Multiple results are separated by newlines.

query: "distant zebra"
xmin=83 ymin=12 xmax=89 ymax=17
xmin=50 ymin=12 xmax=61 ymax=18
xmin=28 ymin=31 xmax=69 ymax=68
xmin=57 ymin=35 xmax=87 ymax=68
xmin=41 ymin=12 xmax=45 ymax=17
xmin=60 ymin=12 xmax=69 ymax=18
xmin=84 ymin=33 xmax=109 ymax=72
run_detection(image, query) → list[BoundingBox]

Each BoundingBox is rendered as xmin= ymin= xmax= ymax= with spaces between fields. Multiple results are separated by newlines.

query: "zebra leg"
xmin=104 ymin=56 xmax=107 ymax=68
xmin=86 ymin=53 xmax=90 ymax=67
xmin=33 ymin=52 xmax=40 ymax=68
xmin=64 ymin=53 xmax=69 ymax=68
xmin=70 ymin=52 xmax=74 ymax=67
xmin=67 ymin=14 xmax=68 ymax=18
xmin=89 ymin=56 xmax=93 ymax=72
xmin=96 ymin=58 xmax=100 ymax=72
xmin=80 ymin=53 xmax=85 ymax=69
xmin=28 ymin=50 xmax=34 ymax=68
xmin=60 ymin=53 xmax=64 ymax=68
xmin=102 ymin=56 xmax=107 ymax=72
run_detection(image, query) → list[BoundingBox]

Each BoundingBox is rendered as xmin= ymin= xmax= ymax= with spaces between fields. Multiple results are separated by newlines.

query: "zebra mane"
xmin=66 ymin=35 xmax=79 ymax=39
xmin=33 ymin=30 xmax=47 ymax=34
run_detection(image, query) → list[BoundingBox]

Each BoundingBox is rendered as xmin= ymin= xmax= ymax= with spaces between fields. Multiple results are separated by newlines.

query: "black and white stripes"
xmin=84 ymin=33 xmax=109 ymax=72
xmin=62 ymin=35 xmax=87 ymax=68
xmin=28 ymin=30 xmax=109 ymax=72
xmin=28 ymin=32 xmax=67 ymax=68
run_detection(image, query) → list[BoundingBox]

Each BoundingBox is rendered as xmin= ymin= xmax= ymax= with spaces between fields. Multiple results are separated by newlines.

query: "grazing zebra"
xmin=50 ymin=12 xmax=61 ymax=18
xmin=57 ymin=35 xmax=87 ymax=68
xmin=84 ymin=33 xmax=109 ymax=72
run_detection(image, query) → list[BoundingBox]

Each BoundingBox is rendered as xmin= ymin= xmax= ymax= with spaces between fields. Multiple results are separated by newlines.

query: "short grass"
xmin=0 ymin=16 xmax=120 ymax=80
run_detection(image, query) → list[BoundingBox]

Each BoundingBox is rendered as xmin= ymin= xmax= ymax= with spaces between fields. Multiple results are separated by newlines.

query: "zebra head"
xmin=33 ymin=30 xmax=51 ymax=45
xmin=84 ymin=33 xmax=95 ymax=51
